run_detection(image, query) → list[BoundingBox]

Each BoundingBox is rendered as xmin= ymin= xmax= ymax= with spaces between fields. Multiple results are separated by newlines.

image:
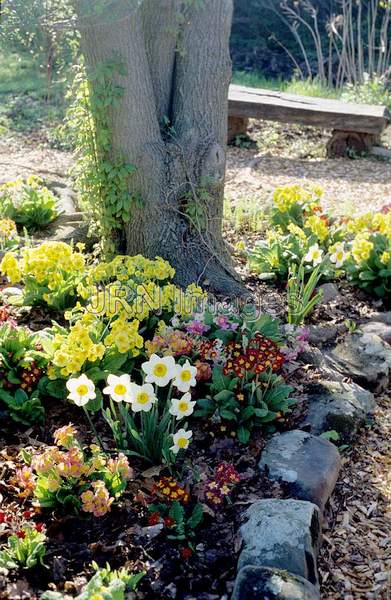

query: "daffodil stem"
xmin=83 ymin=407 xmax=104 ymax=451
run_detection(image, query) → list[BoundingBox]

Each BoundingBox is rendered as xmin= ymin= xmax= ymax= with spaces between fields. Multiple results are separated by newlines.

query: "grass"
xmin=0 ymin=52 xmax=46 ymax=95
xmin=0 ymin=49 xmax=69 ymax=139
xmin=232 ymin=70 xmax=340 ymax=99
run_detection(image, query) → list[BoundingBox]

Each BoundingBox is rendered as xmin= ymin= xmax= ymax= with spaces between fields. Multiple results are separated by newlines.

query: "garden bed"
xmin=0 ymin=180 xmax=390 ymax=599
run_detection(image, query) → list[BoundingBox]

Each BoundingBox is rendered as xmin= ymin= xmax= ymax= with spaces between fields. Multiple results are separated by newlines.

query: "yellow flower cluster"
xmin=345 ymin=211 xmax=391 ymax=239
xmin=351 ymin=234 xmax=374 ymax=264
xmin=0 ymin=218 xmax=17 ymax=241
xmin=50 ymin=313 xmax=106 ymax=377
xmin=287 ymin=223 xmax=307 ymax=242
xmin=1 ymin=175 xmax=42 ymax=192
xmin=86 ymin=254 xmax=176 ymax=286
xmin=0 ymin=252 xmax=22 ymax=284
xmin=304 ymin=215 xmax=329 ymax=242
xmin=21 ymin=242 xmax=85 ymax=285
xmin=273 ymin=184 xmax=322 ymax=213
xmin=105 ymin=314 xmax=144 ymax=354
xmin=1 ymin=242 xmax=86 ymax=307
xmin=80 ymin=255 xmax=206 ymax=322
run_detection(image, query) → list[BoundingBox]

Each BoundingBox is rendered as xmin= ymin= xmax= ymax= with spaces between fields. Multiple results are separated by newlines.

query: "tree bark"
xmin=74 ymin=0 xmax=245 ymax=297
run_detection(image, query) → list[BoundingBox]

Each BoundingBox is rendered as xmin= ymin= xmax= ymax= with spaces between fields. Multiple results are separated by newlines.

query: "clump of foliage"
xmin=147 ymin=476 xmax=204 ymax=554
xmin=341 ymin=74 xmax=391 ymax=110
xmin=0 ymin=218 xmax=19 ymax=251
xmin=16 ymin=425 xmax=133 ymax=516
xmin=287 ymin=260 xmax=324 ymax=325
xmin=0 ymin=526 xmax=46 ymax=571
xmin=0 ymin=241 xmax=87 ymax=311
xmin=41 ymin=562 xmax=145 ymax=600
xmin=0 ymin=176 xmax=59 ymax=232
xmin=247 ymin=185 xmax=391 ymax=299
xmin=0 ymin=0 xmax=78 ymax=88
xmin=342 ymin=210 xmax=391 ymax=297
xmin=0 ymin=324 xmax=46 ymax=426
xmin=66 ymin=353 xmax=197 ymax=466
xmin=195 ymin=315 xmax=295 ymax=443
xmin=248 ymin=185 xmax=337 ymax=280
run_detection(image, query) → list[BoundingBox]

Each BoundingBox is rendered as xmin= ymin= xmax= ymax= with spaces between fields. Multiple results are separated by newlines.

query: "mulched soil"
xmin=0 ymin=393 xmax=292 ymax=599
xmin=319 ymin=394 xmax=391 ymax=600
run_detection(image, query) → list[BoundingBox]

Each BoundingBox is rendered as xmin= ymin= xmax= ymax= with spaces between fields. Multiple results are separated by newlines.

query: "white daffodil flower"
xmin=170 ymin=428 xmax=193 ymax=454
xmin=169 ymin=393 xmax=196 ymax=420
xmin=142 ymin=354 xmax=176 ymax=387
xmin=304 ymin=243 xmax=323 ymax=266
xmin=173 ymin=360 xmax=197 ymax=393
xmin=330 ymin=242 xmax=347 ymax=268
xmin=103 ymin=373 xmax=132 ymax=403
xmin=66 ymin=374 xmax=96 ymax=407
xmin=129 ymin=382 xmax=157 ymax=412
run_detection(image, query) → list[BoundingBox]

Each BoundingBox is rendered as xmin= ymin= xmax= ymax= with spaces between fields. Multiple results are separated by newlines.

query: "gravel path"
xmin=226 ymin=120 xmax=391 ymax=217
xmin=1 ymin=128 xmax=391 ymax=219
xmin=319 ymin=395 xmax=391 ymax=600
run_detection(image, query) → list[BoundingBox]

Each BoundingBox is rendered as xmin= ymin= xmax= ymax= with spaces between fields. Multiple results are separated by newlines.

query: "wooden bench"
xmin=228 ymin=84 xmax=391 ymax=157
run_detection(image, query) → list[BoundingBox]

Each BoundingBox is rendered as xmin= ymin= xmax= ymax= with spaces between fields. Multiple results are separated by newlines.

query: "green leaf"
xmin=187 ymin=503 xmax=204 ymax=530
xmin=214 ymin=390 xmax=235 ymax=403
xmin=240 ymin=406 xmax=255 ymax=421
xmin=220 ymin=409 xmax=237 ymax=421
xmin=237 ymin=426 xmax=251 ymax=444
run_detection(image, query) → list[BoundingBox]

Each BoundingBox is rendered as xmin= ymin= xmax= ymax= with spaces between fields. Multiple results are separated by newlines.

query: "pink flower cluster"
xmin=145 ymin=328 xmax=194 ymax=357
xmin=15 ymin=425 xmax=132 ymax=518
xmin=81 ymin=481 xmax=114 ymax=517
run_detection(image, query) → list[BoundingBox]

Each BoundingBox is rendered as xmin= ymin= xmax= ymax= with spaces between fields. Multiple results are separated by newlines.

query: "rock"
xmin=307 ymin=325 xmax=338 ymax=346
xmin=318 ymin=283 xmax=340 ymax=304
xmin=50 ymin=184 xmax=78 ymax=215
xmin=325 ymin=332 xmax=391 ymax=392
xmin=238 ymin=499 xmax=321 ymax=585
xmin=361 ymin=321 xmax=391 ymax=345
xmin=299 ymin=347 xmax=344 ymax=382
xmin=232 ymin=566 xmax=320 ymax=600
xmin=1 ymin=286 xmax=23 ymax=298
xmin=368 ymin=311 xmax=391 ymax=326
xmin=46 ymin=223 xmax=92 ymax=245
xmin=303 ymin=380 xmax=376 ymax=440
xmin=259 ymin=431 xmax=341 ymax=513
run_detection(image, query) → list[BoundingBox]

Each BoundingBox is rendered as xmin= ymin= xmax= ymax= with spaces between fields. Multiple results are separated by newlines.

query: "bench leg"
xmin=327 ymin=130 xmax=380 ymax=157
xmin=228 ymin=116 xmax=249 ymax=143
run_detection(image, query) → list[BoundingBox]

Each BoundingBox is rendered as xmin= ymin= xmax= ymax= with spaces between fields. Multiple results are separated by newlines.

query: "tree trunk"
xmin=74 ymin=0 xmax=245 ymax=297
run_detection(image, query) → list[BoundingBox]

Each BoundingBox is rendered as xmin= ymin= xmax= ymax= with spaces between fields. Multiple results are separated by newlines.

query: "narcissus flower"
xmin=170 ymin=429 xmax=192 ymax=454
xmin=173 ymin=360 xmax=197 ymax=393
xmin=66 ymin=374 xmax=96 ymax=407
xmin=103 ymin=373 xmax=132 ymax=403
xmin=129 ymin=382 xmax=157 ymax=412
xmin=142 ymin=353 xmax=176 ymax=387
xmin=330 ymin=242 xmax=348 ymax=268
xmin=169 ymin=393 xmax=196 ymax=420
xmin=304 ymin=243 xmax=323 ymax=266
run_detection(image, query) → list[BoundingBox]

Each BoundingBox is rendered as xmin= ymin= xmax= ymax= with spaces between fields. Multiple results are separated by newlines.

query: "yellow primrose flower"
xmin=380 ymin=251 xmax=391 ymax=265
xmin=287 ymin=223 xmax=307 ymax=242
xmin=0 ymin=218 xmax=17 ymax=240
xmin=351 ymin=235 xmax=374 ymax=264
xmin=304 ymin=215 xmax=329 ymax=242
xmin=0 ymin=252 xmax=22 ymax=284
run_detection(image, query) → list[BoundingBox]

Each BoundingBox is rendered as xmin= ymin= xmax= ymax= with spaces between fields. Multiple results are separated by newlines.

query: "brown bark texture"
xmin=74 ymin=0 xmax=246 ymax=297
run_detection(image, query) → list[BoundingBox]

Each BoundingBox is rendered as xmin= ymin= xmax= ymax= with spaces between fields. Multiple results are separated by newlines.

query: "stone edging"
xmin=231 ymin=325 xmax=391 ymax=600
